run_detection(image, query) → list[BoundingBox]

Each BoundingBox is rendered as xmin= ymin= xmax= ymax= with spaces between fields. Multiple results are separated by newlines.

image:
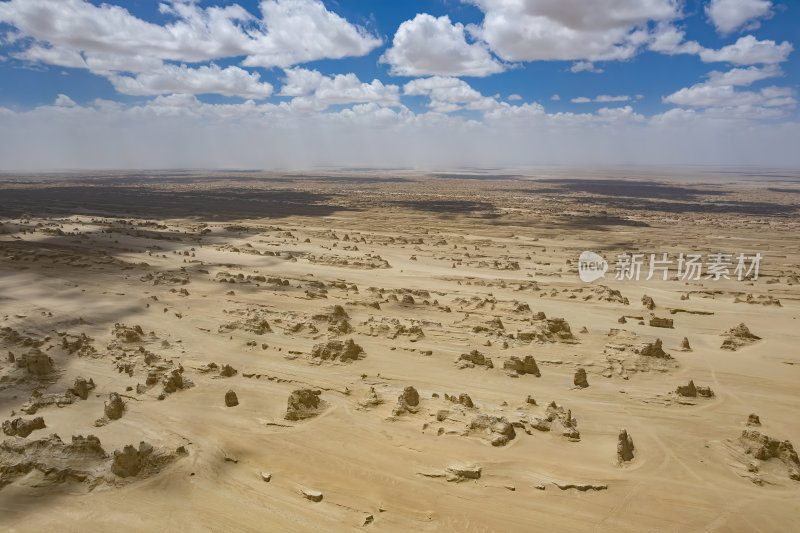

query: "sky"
xmin=0 ymin=0 xmax=798 ymax=170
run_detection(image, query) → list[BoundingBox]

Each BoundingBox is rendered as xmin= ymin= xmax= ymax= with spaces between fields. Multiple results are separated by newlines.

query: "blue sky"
xmin=0 ymin=0 xmax=798 ymax=169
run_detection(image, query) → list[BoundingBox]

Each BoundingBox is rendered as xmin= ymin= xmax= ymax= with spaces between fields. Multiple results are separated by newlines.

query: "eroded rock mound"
xmin=15 ymin=349 xmax=54 ymax=376
xmin=617 ymin=429 xmax=635 ymax=463
xmin=456 ymin=350 xmax=493 ymax=369
xmin=517 ymin=316 xmax=576 ymax=344
xmin=285 ymin=389 xmax=325 ymax=421
xmin=636 ymin=338 xmax=670 ymax=359
xmin=358 ymin=386 xmax=382 ymax=409
xmin=2 ymin=417 xmax=45 ymax=438
xmin=225 ymin=390 xmax=239 ymax=407
xmin=503 ymin=355 xmax=540 ymax=377
xmin=721 ymin=323 xmax=761 ymax=351
xmin=675 ymin=380 xmax=714 ymax=398
xmin=738 ymin=430 xmax=800 ymax=482
xmin=393 ymin=386 xmax=420 ymax=416
xmin=69 ymin=376 xmax=96 ymax=400
xmin=530 ymin=402 xmax=580 ymax=440
xmin=310 ymin=339 xmax=364 ymax=362
xmin=467 ymin=414 xmax=516 ymax=446
xmin=445 ymin=464 xmax=482 ymax=482
xmin=0 ymin=434 xmax=107 ymax=488
xmin=574 ymin=368 xmax=589 ymax=388
xmin=111 ymin=441 xmax=179 ymax=479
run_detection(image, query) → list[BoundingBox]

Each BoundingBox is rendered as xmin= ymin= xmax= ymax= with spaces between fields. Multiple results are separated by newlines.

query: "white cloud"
xmin=663 ymin=65 xmax=794 ymax=117
xmin=107 ymin=64 xmax=274 ymax=99
xmin=54 ymin=94 xmax=76 ymax=107
xmin=380 ymin=14 xmax=504 ymax=77
xmin=467 ymin=0 xmax=681 ymax=62
xmin=281 ymin=68 xmax=400 ymax=111
xmin=705 ymin=64 xmax=782 ymax=86
xmin=0 ymin=0 xmax=381 ymax=69
xmin=551 ymin=94 xmax=561 ymax=101
xmin=507 ymin=94 xmax=522 ymax=101
xmin=698 ymin=35 xmax=793 ymax=64
xmin=570 ymin=61 xmax=603 ymax=73
xmin=572 ymin=95 xmax=631 ymax=103
xmin=404 ymin=76 xmax=498 ymax=112
xmin=706 ymin=0 xmax=773 ymax=34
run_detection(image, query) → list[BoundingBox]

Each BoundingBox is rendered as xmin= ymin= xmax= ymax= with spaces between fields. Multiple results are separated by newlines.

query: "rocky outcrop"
xmin=617 ymin=429 xmax=635 ymax=463
xmin=69 ymin=376 xmax=96 ymax=400
xmin=456 ymin=350 xmax=493 ymax=369
xmin=285 ymin=389 xmax=325 ymax=421
xmin=467 ymin=414 xmax=516 ymax=446
xmin=721 ymin=323 xmax=761 ymax=351
xmin=738 ymin=430 xmax=800 ymax=481
xmin=392 ymin=386 xmax=420 ymax=416
xmin=503 ymin=355 xmax=540 ymax=377
xmin=225 ymin=389 xmax=239 ymax=407
xmin=2 ymin=417 xmax=45 ymax=438
xmin=310 ymin=339 xmax=364 ymax=362
xmin=574 ymin=368 xmax=589 ymax=388
xmin=675 ymin=380 xmax=714 ymax=398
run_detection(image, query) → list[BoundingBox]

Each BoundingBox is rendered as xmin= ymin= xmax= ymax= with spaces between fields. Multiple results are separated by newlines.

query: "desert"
xmin=0 ymin=168 xmax=798 ymax=532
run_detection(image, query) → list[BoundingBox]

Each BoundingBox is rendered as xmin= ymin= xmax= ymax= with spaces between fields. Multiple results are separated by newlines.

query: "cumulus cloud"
xmin=0 ymin=0 xmax=380 ymax=68
xmin=280 ymin=68 xmax=400 ymax=111
xmin=466 ymin=0 xmax=680 ymax=62
xmin=403 ymin=76 xmax=498 ymax=112
xmin=706 ymin=0 xmax=773 ymax=34
xmin=54 ymin=94 xmax=76 ymax=107
xmin=698 ymin=35 xmax=793 ymax=64
xmin=663 ymin=64 xmax=795 ymax=118
xmin=572 ymin=95 xmax=630 ymax=103
xmin=107 ymin=64 xmax=274 ymax=99
xmin=570 ymin=61 xmax=603 ymax=73
xmin=380 ymin=14 xmax=504 ymax=77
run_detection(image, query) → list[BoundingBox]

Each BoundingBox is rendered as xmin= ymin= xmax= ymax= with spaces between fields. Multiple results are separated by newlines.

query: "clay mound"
xmin=467 ymin=414 xmax=516 ymax=446
xmin=573 ymin=368 xmax=589 ymax=388
xmin=649 ymin=316 xmax=673 ymax=329
xmin=69 ymin=376 xmax=96 ymax=400
xmin=60 ymin=332 xmax=97 ymax=357
xmin=674 ymin=380 xmax=714 ymax=398
xmin=310 ymin=339 xmax=364 ymax=362
xmin=162 ymin=368 xmax=194 ymax=395
xmin=517 ymin=316 xmax=576 ymax=344
xmin=358 ymin=386 xmax=382 ymax=409
xmin=285 ymin=389 xmax=326 ymax=421
xmin=113 ymin=323 xmax=145 ymax=343
xmin=20 ymin=390 xmax=76 ymax=415
xmin=111 ymin=441 xmax=180 ymax=478
xmin=15 ymin=348 xmax=54 ymax=376
xmin=679 ymin=337 xmax=692 ymax=352
xmin=0 ymin=434 xmax=107 ymax=489
xmin=392 ymin=386 xmax=420 ymax=416
xmin=456 ymin=350 xmax=493 ymax=369
xmin=444 ymin=393 xmax=474 ymax=408
xmin=642 ymin=295 xmax=656 ymax=310
xmin=219 ymin=364 xmax=238 ymax=377
xmin=617 ymin=429 xmax=635 ymax=463
xmin=225 ymin=390 xmax=239 ymax=407
xmin=503 ymin=355 xmax=540 ymax=377
xmin=738 ymin=430 xmax=800 ymax=482
xmin=747 ymin=413 xmax=761 ymax=427
xmin=635 ymin=339 xmax=671 ymax=359
xmin=445 ymin=464 xmax=482 ymax=482
xmin=312 ymin=305 xmax=350 ymax=323
xmin=95 ymin=392 xmax=125 ymax=427
xmin=531 ymin=402 xmax=580 ymax=440
xmin=721 ymin=323 xmax=761 ymax=351
xmin=2 ymin=416 xmax=45 ymax=438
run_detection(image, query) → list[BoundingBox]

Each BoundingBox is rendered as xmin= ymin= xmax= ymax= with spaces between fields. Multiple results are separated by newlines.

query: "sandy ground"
xmin=0 ymin=169 xmax=798 ymax=532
